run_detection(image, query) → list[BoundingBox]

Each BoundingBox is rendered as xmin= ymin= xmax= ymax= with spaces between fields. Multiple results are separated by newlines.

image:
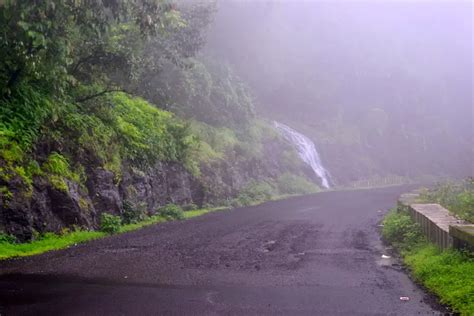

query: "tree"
xmin=0 ymin=0 xmax=179 ymax=100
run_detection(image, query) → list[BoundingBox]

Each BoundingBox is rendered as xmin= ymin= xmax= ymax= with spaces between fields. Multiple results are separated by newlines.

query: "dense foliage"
xmin=0 ymin=0 xmax=212 ymax=203
xmin=0 ymin=0 xmax=181 ymax=98
xmin=141 ymin=57 xmax=255 ymax=127
xmin=157 ymin=204 xmax=184 ymax=220
xmin=0 ymin=0 xmax=319 ymax=243
xmin=382 ymin=209 xmax=423 ymax=251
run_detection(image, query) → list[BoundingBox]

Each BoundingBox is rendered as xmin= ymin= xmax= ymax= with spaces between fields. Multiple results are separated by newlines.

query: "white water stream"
xmin=274 ymin=121 xmax=332 ymax=189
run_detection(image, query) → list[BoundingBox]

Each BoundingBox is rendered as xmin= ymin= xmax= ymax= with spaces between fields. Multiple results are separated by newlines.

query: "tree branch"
xmin=75 ymin=88 xmax=126 ymax=103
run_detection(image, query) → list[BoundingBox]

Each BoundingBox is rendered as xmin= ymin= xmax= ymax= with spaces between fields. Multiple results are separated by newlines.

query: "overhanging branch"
xmin=75 ymin=88 xmax=126 ymax=103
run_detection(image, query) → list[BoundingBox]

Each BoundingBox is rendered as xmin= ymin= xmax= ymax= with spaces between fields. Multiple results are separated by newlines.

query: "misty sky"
xmin=206 ymin=0 xmax=472 ymax=136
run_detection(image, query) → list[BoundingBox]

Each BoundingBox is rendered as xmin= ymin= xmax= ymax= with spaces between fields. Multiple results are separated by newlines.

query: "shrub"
xmin=231 ymin=196 xmax=250 ymax=207
xmin=277 ymin=173 xmax=319 ymax=195
xmin=236 ymin=180 xmax=276 ymax=206
xmin=111 ymin=93 xmax=197 ymax=167
xmin=182 ymin=203 xmax=198 ymax=211
xmin=100 ymin=213 xmax=122 ymax=234
xmin=157 ymin=204 xmax=184 ymax=220
xmin=43 ymin=152 xmax=70 ymax=175
xmin=382 ymin=209 xmax=423 ymax=250
xmin=121 ymin=200 xmax=147 ymax=224
xmin=0 ymin=232 xmax=16 ymax=244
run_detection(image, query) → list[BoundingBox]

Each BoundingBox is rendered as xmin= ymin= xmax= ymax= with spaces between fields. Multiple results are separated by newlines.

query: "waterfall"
xmin=274 ymin=121 xmax=332 ymax=189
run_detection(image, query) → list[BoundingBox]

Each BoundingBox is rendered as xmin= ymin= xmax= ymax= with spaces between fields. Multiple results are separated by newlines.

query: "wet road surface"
xmin=0 ymin=186 xmax=443 ymax=315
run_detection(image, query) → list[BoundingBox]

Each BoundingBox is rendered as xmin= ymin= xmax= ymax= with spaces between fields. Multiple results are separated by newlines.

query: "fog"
xmin=205 ymin=0 xmax=473 ymax=182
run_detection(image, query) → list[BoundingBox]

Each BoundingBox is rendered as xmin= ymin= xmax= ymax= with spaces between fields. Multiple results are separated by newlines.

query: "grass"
xmin=0 ymin=230 xmax=106 ymax=260
xmin=404 ymin=244 xmax=474 ymax=315
xmin=0 ymin=207 xmax=228 ymax=260
xmin=183 ymin=206 xmax=228 ymax=218
xmin=418 ymin=178 xmax=474 ymax=223
xmin=382 ymin=209 xmax=474 ymax=315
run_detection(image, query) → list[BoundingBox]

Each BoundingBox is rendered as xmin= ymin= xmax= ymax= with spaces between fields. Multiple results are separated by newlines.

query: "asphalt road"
xmin=0 ymin=186 xmax=444 ymax=315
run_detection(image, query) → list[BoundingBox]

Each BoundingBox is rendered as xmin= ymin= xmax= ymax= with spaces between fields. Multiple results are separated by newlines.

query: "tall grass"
xmin=419 ymin=178 xmax=474 ymax=223
xmin=383 ymin=209 xmax=474 ymax=315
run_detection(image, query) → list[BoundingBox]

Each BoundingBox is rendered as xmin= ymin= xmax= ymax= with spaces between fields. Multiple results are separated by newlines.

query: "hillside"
xmin=0 ymin=1 xmax=316 ymax=241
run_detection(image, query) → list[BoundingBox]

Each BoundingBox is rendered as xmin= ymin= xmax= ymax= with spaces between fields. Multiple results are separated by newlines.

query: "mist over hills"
xmin=205 ymin=0 xmax=473 ymax=181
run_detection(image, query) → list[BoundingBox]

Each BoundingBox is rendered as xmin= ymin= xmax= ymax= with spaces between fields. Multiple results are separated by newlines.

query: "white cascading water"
xmin=274 ymin=121 xmax=332 ymax=189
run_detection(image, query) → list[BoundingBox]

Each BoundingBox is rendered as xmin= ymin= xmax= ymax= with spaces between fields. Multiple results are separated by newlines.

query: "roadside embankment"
xmin=398 ymin=191 xmax=473 ymax=251
xmin=381 ymin=190 xmax=474 ymax=315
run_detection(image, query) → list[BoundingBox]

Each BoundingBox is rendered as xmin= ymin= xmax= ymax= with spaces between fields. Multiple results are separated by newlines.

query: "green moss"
xmin=13 ymin=166 xmax=32 ymax=186
xmin=43 ymin=152 xmax=82 ymax=192
xmin=0 ymin=186 xmax=13 ymax=201
xmin=43 ymin=153 xmax=74 ymax=179
xmin=48 ymin=174 xmax=69 ymax=192
xmin=26 ymin=160 xmax=43 ymax=177
xmin=0 ymin=167 xmax=12 ymax=182
xmin=104 ymin=151 xmax=122 ymax=182
xmin=0 ymin=141 xmax=24 ymax=165
xmin=78 ymin=197 xmax=89 ymax=210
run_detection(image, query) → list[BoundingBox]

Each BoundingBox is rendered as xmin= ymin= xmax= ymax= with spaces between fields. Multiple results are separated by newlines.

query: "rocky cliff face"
xmin=0 ymin=138 xmax=309 ymax=241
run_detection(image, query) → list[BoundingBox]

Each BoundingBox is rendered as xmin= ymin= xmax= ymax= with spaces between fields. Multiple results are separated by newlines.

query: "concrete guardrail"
xmin=398 ymin=192 xmax=474 ymax=252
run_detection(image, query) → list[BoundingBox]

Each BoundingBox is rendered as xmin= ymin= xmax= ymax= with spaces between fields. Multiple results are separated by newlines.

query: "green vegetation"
xmin=0 ymin=230 xmax=106 ymax=260
xmin=404 ymin=246 xmax=474 ymax=316
xmin=0 ymin=0 xmax=315 ymax=248
xmin=157 ymin=204 xmax=185 ymax=220
xmin=189 ymin=119 xmax=279 ymax=164
xmin=183 ymin=207 xmax=228 ymax=218
xmin=100 ymin=213 xmax=122 ymax=234
xmin=233 ymin=175 xmax=319 ymax=207
xmin=419 ymin=178 xmax=474 ymax=223
xmin=383 ymin=209 xmax=474 ymax=315
xmin=111 ymin=93 xmax=196 ymax=167
xmin=148 ymin=57 xmax=255 ymax=128
xmin=0 ymin=232 xmax=16 ymax=244
xmin=122 ymin=200 xmax=147 ymax=225
xmin=0 ymin=0 xmax=210 ymax=202
xmin=235 ymin=180 xmax=277 ymax=206
xmin=382 ymin=210 xmax=423 ymax=251
xmin=43 ymin=152 xmax=81 ymax=192
xmin=277 ymin=173 xmax=320 ymax=195
xmin=0 ymin=88 xmax=198 ymax=197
